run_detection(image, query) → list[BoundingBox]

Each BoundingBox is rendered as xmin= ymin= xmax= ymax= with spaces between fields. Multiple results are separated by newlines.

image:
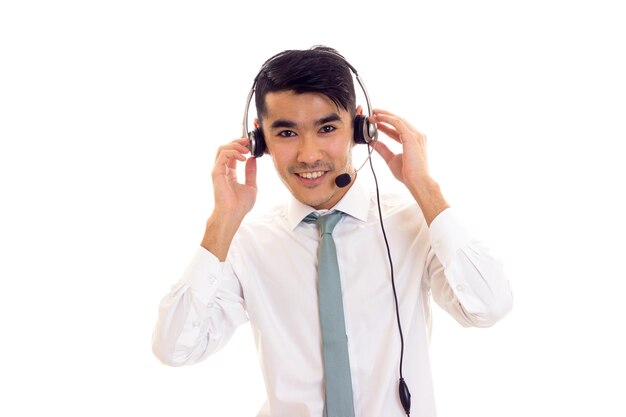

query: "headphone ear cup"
xmin=250 ymin=128 xmax=267 ymax=157
xmin=353 ymin=115 xmax=377 ymax=144
xmin=353 ymin=115 xmax=368 ymax=144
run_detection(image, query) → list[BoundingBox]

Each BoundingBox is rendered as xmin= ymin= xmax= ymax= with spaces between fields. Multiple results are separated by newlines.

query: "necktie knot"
xmin=319 ymin=211 xmax=343 ymax=235
xmin=304 ymin=211 xmax=344 ymax=236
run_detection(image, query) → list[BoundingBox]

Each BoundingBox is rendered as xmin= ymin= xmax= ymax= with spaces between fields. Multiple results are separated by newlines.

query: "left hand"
xmin=368 ymin=109 xmax=431 ymax=189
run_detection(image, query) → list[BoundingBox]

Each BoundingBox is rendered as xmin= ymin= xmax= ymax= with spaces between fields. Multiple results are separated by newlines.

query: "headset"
xmin=241 ymin=50 xmax=412 ymax=416
xmin=242 ymin=53 xmax=378 ymax=158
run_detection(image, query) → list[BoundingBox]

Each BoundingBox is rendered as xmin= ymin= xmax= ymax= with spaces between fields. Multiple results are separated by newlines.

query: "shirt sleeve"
xmin=152 ymin=246 xmax=248 ymax=366
xmin=424 ymin=208 xmax=513 ymax=327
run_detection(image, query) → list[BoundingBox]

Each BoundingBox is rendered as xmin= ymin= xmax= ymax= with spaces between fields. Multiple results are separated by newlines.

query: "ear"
xmin=254 ymin=118 xmax=260 ymax=129
xmin=356 ymin=105 xmax=364 ymax=116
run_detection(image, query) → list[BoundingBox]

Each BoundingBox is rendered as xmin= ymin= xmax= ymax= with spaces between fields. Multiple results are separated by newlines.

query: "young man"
xmin=152 ymin=46 xmax=513 ymax=417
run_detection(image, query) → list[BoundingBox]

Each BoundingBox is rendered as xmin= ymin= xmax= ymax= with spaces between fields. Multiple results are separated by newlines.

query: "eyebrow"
xmin=270 ymin=113 xmax=343 ymax=130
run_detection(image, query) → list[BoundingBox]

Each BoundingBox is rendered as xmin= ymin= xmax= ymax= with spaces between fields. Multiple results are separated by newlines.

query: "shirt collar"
xmin=287 ymin=175 xmax=370 ymax=230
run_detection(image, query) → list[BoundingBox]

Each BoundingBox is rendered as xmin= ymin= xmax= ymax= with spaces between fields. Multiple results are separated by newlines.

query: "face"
xmin=260 ymin=91 xmax=355 ymax=210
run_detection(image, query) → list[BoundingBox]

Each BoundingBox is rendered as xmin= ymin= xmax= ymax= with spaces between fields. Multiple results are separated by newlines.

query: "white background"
xmin=1 ymin=0 xmax=625 ymax=416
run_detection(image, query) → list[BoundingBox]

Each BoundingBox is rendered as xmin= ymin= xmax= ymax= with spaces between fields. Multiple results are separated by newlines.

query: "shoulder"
xmin=233 ymin=202 xmax=290 ymax=244
xmin=227 ymin=201 xmax=304 ymax=269
xmin=363 ymin=186 xmax=430 ymax=240
xmin=370 ymin=187 xmax=423 ymax=219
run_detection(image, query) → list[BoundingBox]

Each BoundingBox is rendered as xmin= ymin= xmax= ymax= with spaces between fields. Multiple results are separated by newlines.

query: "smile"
xmin=297 ymin=171 xmax=326 ymax=179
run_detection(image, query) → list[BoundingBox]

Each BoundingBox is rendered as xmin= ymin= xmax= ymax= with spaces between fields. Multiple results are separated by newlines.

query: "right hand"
xmin=211 ymin=138 xmax=257 ymax=220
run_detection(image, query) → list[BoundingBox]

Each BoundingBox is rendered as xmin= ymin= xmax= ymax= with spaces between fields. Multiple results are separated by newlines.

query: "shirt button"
xmin=456 ymin=284 xmax=464 ymax=292
xmin=192 ymin=320 xmax=201 ymax=328
xmin=208 ymin=277 xmax=217 ymax=285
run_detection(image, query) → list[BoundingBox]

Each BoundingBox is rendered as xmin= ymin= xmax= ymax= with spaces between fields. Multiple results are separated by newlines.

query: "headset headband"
xmin=242 ymin=51 xmax=375 ymax=140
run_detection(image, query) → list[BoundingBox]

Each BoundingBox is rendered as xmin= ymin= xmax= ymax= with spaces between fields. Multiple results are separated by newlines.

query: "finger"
xmin=369 ymin=113 xmax=411 ymax=138
xmin=372 ymin=108 xmax=395 ymax=116
xmin=213 ymin=150 xmax=247 ymax=176
xmin=215 ymin=142 xmax=250 ymax=162
xmin=233 ymin=137 xmax=254 ymax=151
xmin=375 ymin=122 xmax=401 ymax=143
xmin=218 ymin=141 xmax=250 ymax=154
xmin=371 ymin=141 xmax=396 ymax=165
xmin=245 ymin=156 xmax=257 ymax=188
xmin=373 ymin=109 xmax=411 ymax=126
xmin=372 ymin=110 xmax=420 ymax=134
xmin=218 ymin=149 xmax=247 ymax=162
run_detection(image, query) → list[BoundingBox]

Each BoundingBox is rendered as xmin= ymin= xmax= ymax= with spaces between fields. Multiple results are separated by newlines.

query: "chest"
xmin=232 ymin=220 xmax=430 ymax=333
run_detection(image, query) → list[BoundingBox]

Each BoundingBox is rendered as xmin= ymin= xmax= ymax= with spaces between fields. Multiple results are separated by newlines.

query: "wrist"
xmin=405 ymin=175 xmax=438 ymax=198
xmin=406 ymin=176 xmax=450 ymax=226
xmin=200 ymin=212 xmax=244 ymax=261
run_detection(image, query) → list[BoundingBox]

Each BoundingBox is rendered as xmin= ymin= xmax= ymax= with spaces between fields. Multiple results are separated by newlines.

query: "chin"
xmin=282 ymin=172 xmax=347 ymax=209
xmin=294 ymin=191 xmax=332 ymax=208
xmin=300 ymin=185 xmax=346 ymax=209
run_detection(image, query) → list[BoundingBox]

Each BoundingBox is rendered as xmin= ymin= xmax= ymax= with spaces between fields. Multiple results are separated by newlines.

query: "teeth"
xmin=299 ymin=171 xmax=324 ymax=179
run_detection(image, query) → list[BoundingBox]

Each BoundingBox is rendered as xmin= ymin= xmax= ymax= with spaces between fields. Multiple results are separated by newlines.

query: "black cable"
xmin=367 ymin=145 xmax=411 ymax=416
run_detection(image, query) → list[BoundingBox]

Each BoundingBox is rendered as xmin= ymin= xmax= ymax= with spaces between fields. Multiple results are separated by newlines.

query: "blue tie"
xmin=305 ymin=211 xmax=355 ymax=417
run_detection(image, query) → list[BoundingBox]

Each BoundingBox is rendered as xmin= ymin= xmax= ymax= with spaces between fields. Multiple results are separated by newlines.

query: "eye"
xmin=278 ymin=130 xmax=296 ymax=138
xmin=320 ymin=125 xmax=336 ymax=134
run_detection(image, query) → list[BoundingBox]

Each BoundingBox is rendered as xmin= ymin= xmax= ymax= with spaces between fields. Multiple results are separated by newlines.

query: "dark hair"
xmin=254 ymin=46 xmax=356 ymax=121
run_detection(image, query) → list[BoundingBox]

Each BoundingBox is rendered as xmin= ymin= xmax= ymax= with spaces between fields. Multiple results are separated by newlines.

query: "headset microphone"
xmin=334 ymin=139 xmax=378 ymax=189
xmin=334 ymin=173 xmax=352 ymax=188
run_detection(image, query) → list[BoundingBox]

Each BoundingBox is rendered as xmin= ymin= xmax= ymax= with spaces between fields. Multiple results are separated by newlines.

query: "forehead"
xmin=263 ymin=91 xmax=350 ymax=123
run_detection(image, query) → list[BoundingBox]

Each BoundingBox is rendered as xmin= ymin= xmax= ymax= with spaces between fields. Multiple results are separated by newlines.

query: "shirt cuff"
xmin=179 ymin=246 xmax=225 ymax=304
xmin=428 ymin=208 xmax=474 ymax=269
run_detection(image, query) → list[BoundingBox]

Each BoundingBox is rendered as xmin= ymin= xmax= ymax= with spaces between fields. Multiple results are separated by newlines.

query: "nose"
xmin=296 ymin=134 xmax=323 ymax=165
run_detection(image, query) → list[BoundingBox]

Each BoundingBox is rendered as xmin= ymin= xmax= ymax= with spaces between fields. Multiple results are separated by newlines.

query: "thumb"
xmin=372 ymin=141 xmax=395 ymax=165
xmin=245 ymin=157 xmax=257 ymax=188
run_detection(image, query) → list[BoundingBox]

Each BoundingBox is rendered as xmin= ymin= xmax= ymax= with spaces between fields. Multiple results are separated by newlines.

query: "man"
xmin=152 ymin=46 xmax=513 ymax=417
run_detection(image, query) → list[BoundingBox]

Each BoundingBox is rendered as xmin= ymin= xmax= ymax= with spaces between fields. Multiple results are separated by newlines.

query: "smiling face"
xmin=260 ymin=90 xmax=355 ymax=210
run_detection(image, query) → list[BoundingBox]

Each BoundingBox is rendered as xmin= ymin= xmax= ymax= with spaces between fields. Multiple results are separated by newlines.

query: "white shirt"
xmin=152 ymin=178 xmax=513 ymax=417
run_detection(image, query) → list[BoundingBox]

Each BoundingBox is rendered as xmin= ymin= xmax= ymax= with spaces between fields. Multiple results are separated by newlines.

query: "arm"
xmin=369 ymin=109 xmax=448 ymax=226
xmin=202 ymin=138 xmax=258 ymax=260
xmin=370 ymin=110 xmax=512 ymax=325
xmin=424 ymin=209 xmax=513 ymax=327
xmin=152 ymin=248 xmax=248 ymax=365
xmin=152 ymin=138 xmax=257 ymax=365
